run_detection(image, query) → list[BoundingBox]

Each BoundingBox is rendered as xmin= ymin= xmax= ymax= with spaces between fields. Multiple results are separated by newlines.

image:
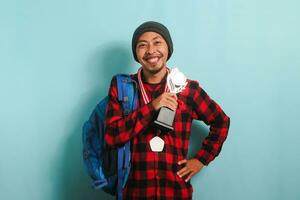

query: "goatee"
xmin=147 ymin=64 xmax=165 ymax=75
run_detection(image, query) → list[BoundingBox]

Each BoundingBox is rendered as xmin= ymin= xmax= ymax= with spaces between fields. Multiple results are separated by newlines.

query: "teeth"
xmin=147 ymin=57 xmax=159 ymax=64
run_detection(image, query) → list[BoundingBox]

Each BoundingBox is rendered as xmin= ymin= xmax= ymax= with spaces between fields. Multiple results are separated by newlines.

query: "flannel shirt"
xmin=105 ymin=71 xmax=230 ymax=200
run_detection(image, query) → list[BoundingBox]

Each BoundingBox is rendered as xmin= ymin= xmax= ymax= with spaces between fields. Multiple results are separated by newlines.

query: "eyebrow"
xmin=137 ymin=36 xmax=162 ymax=44
xmin=152 ymin=36 xmax=162 ymax=40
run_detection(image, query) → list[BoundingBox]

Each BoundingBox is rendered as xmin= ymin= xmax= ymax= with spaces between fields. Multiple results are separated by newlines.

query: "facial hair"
xmin=146 ymin=63 xmax=165 ymax=75
xmin=142 ymin=51 xmax=166 ymax=75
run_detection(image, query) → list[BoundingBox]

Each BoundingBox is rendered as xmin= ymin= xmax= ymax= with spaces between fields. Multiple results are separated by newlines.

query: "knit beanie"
xmin=132 ymin=21 xmax=173 ymax=62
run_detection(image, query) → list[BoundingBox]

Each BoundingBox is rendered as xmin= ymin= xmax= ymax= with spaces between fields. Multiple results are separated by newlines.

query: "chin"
xmin=145 ymin=64 xmax=165 ymax=75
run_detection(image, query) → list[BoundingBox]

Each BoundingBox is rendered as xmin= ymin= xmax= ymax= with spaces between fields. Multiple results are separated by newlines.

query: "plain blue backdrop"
xmin=1 ymin=1 xmax=299 ymax=200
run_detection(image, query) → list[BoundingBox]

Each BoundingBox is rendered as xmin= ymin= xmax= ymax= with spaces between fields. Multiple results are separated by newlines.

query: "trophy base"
xmin=154 ymin=120 xmax=174 ymax=130
xmin=154 ymin=107 xmax=175 ymax=131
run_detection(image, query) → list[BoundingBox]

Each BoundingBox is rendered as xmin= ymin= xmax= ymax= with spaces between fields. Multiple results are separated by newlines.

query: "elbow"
xmin=225 ymin=114 xmax=230 ymax=129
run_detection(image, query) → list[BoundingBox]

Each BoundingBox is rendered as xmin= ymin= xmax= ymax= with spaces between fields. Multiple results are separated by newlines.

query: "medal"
xmin=149 ymin=136 xmax=165 ymax=152
xmin=138 ymin=67 xmax=169 ymax=152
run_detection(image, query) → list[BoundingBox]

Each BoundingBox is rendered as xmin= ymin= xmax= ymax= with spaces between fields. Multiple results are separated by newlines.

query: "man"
xmin=105 ymin=21 xmax=230 ymax=200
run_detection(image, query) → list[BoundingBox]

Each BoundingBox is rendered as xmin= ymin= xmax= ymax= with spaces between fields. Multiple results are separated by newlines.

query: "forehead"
xmin=137 ymin=31 xmax=165 ymax=42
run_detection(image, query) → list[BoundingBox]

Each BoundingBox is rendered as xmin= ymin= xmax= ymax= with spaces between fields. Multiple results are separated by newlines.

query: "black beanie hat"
xmin=132 ymin=21 xmax=173 ymax=62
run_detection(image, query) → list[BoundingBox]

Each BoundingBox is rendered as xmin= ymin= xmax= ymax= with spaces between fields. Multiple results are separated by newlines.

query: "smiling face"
xmin=135 ymin=32 xmax=169 ymax=75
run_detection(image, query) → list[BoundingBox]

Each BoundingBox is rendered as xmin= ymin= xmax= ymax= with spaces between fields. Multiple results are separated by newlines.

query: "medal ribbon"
xmin=137 ymin=67 xmax=170 ymax=104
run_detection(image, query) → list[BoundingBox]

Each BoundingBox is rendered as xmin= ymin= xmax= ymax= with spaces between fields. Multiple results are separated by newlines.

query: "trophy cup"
xmin=154 ymin=68 xmax=187 ymax=130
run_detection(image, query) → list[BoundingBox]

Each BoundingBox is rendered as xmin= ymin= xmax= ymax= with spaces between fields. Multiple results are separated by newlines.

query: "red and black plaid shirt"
xmin=105 ymin=71 xmax=230 ymax=200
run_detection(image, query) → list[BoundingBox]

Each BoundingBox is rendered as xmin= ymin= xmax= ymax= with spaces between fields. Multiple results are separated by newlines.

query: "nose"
xmin=146 ymin=43 xmax=155 ymax=54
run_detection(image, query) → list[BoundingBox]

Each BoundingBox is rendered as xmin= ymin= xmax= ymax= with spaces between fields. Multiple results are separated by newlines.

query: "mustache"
xmin=143 ymin=52 xmax=163 ymax=60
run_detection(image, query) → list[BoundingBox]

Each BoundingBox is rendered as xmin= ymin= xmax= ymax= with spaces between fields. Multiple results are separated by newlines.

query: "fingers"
xmin=163 ymin=100 xmax=178 ymax=111
xmin=162 ymin=93 xmax=178 ymax=110
xmin=185 ymin=171 xmax=196 ymax=182
xmin=151 ymin=92 xmax=178 ymax=111
xmin=165 ymin=95 xmax=178 ymax=105
xmin=177 ymin=159 xmax=190 ymax=179
xmin=177 ymin=159 xmax=203 ymax=182
xmin=177 ymin=166 xmax=190 ymax=178
xmin=177 ymin=159 xmax=187 ymax=165
xmin=166 ymin=92 xmax=178 ymax=100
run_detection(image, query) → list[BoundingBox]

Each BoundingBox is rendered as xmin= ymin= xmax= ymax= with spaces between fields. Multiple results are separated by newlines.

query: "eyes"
xmin=154 ymin=41 xmax=162 ymax=45
xmin=137 ymin=40 xmax=162 ymax=48
xmin=137 ymin=43 xmax=146 ymax=48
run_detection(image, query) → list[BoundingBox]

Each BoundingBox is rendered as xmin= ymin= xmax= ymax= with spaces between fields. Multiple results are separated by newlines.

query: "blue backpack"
xmin=82 ymin=74 xmax=138 ymax=200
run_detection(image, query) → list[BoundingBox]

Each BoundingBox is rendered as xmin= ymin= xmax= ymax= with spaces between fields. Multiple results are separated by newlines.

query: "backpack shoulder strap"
xmin=116 ymin=74 xmax=138 ymax=115
xmin=115 ymin=74 xmax=138 ymax=200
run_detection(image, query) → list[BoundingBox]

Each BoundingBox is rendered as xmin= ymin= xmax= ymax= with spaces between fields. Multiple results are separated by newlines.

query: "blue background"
xmin=1 ymin=1 xmax=299 ymax=199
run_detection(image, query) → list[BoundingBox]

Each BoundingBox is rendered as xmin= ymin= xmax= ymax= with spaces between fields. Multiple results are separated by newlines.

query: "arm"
xmin=104 ymin=76 xmax=156 ymax=147
xmin=191 ymin=81 xmax=230 ymax=166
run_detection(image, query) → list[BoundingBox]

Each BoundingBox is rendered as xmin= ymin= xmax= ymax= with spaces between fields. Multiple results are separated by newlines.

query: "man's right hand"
xmin=151 ymin=92 xmax=178 ymax=111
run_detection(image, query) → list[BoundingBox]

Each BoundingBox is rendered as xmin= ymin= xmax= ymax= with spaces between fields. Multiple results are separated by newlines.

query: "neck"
xmin=142 ymin=67 xmax=167 ymax=84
